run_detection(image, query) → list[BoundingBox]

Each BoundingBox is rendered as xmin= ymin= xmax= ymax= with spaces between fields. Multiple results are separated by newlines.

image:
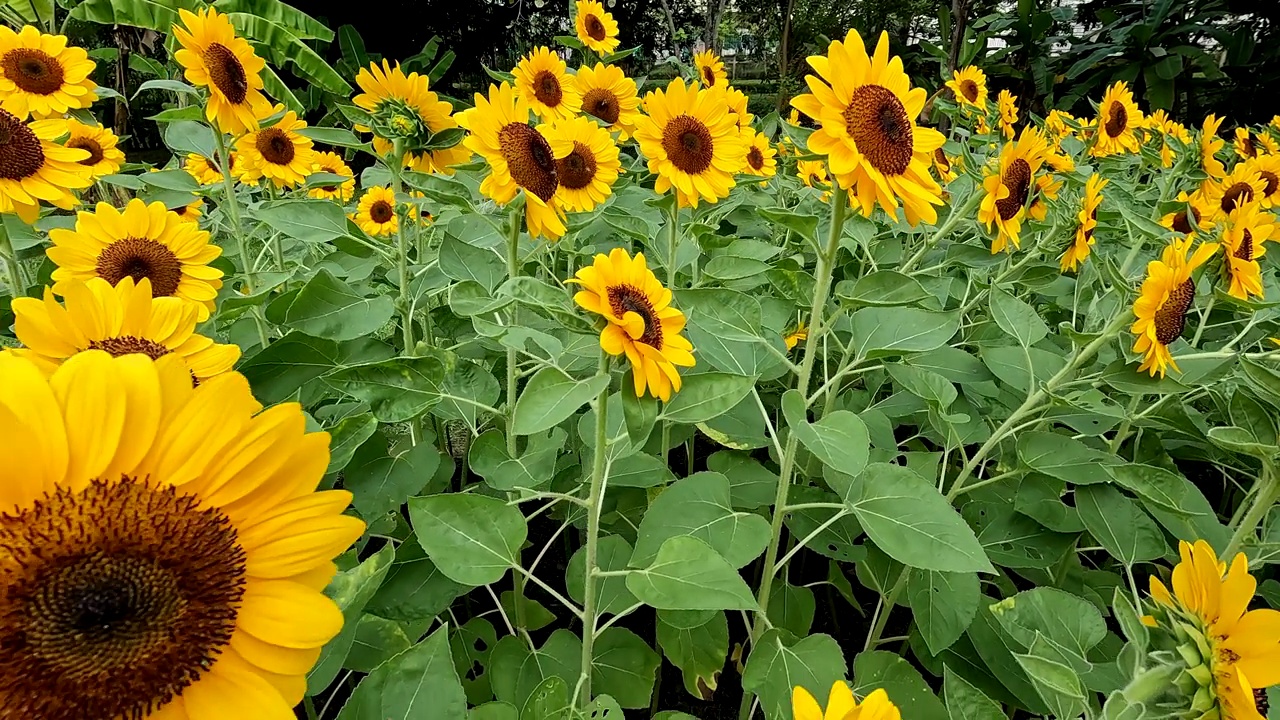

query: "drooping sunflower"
xmin=63 ymin=118 xmax=124 ymax=179
xmin=1045 ymin=110 xmax=1076 ymax=141
xmin=0 ymin=350 xmax=364 ymax=719
xmin=513 ymin=47 xmax=582 ymax=121
xmin=47 ymin=198 xmax=223 ymax=320
xmin=974 ymin=114 xmax=993 ymax=136
xmin=1202 ymin=164 xmax=1269 ymax=221
xmin=783 ymin=321 xmax=808 ymax=351
xmin=997 ymin=89 xmax=1018 ymax=140
xmin=1029 ymin=173 xmax=1061 ymax=222
xmin=978 ymin=126 xmax=1050 ymax=253
xmin=742 ymin=128 xmax=778 ymax=179
xmin=353 ymin=186 xmax=399 ymax=238
xmin=725 ymin=85 xmax=753 ymax=130
xmin=634 ymin=78 xmax=745 ymax=209
xmin=234 ymin=107 xmax=316 ymax=189
xmin=540 ymin=115 xmax=621 ymax=213
xmin=1060 ymin=174 xmax=1107 ymax=273
xmin=945 ymin=66 xmax=987 ymax=111
xmin=932 ymin=147 xmax=957 ymax=183
xmin=172 ymin=197 xmax=205 ymax=224
xmin=1245 ymin=153 xmax=1280 ymax=209
xmin=1221 ymin=202 xmax=1276 ymax=301
xmin=693 ymin=49 xmax=726 ymax=88
xmin=309 ymin=150 xmax=356 ymax=202
xmin=1147 ymin=109 xmax=1190 ymax=168
xmin=1091 ymin=81 xmax=1143 ymax=157
xmin=1131 ymin=238 xmax=1219 ymax=377
xmin=352 ymin=60 xmax=470 ymax=175
xmin=0 ymin=25 xmax=96 ymax=119
xmin=793 ymin=682 xmax=902 ymax=720
xmin=172 ymin=7 xmax=274 ymax=135
xmin=185 ymin=151 xmax=239 ymax=186
xmin=790 ymin=30 xmax=945 ymax=225
xmin=570 ymin=248 xmax=695 ymax=402
xmin=1235 ymin=127 xmax=1259 ymax=160
xmin=574 ymin=0 xmax=620 ymax=55
xmin=456 ymin=82 xmax=567 ymax=240
xmin=1201 ymin=114 xmax=1227 ymax=178
xmin=574 ymin=63 xmax=643 ymax=140
xmin=797 ymin=159 xmax=829 ymax=190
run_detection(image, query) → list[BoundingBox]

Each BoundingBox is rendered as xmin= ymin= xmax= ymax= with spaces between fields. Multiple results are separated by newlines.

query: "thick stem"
xmin=1224 ymin=459 xmax=1278 ymax=560
xmin=213 ymin=126 xmax=268 ymax=348
xmin=661 ymin=206 xmax=680 ymax=469
xmin=505 ymin=207 xmax=521 ymax=456
xmin=388 ymin=140 xmax=415 ymax=354
xmin=899 ymin=190 xmax=981 ymax=274
xmin=578 ymin=348 xmax=611 ymax=709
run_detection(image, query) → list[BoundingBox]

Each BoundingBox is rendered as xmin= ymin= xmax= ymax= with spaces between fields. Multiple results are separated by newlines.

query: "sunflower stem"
xmin=304 ymin=697 xmax=320 ymax=720
xmin=212 ymin=125 xmax=268 ymax=348
xmin=0 ymin=219 xmax=27 ymax=296
xmin=577 ymin=346 xmax=611 ymax=710
xmin=502 ymin=203 xmax=530 ymax=639
xmin=900 ymin=188 xmax=981 ymax=274
xmin=1224 ymin=458 xmax=1278 ymax=561
xmin=388 ymin=140 xmax=415 ymax=355
xmin=1191 ymin=296 xmax=1215 ymax=347
xmin=661 ymin=204 xmax=680 ymax=471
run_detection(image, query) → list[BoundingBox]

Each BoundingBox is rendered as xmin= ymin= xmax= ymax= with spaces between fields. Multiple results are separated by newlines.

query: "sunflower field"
xmin=4 ymin=1 xmax=1280 ymax=719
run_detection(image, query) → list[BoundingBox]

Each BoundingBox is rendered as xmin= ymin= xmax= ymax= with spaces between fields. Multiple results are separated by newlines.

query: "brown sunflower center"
xmin=958 ymin=79 xmax=979 ymax=103
xmin=934 ymin=148 xmax=950 ymax=173
xmin=68 ymin=137 xmax=105 ymax=167
xmin=607 ymin=284 xmax=663 ymax=349
xmin=662 ymin=114 xmax=714 ymax=175
xmin=1236 ymin=229 xmax=1255 ymax=261
xmin=1256 ymin=688 xmax=1271 ymax=717
xmin=1 ymin=48 xmax=66 ymax=96
xmin=1154 ymin=279 xmax=1195 ymax=345
xmin=1104 ymin=101 xmax=1127 ymax=138
xmin=1259 ymin=171 xmax=1279 ymax=198
xmin=843 ymin=84 xmax=913 ymax=177
xmin=86 ymin=336 xmax=172 ymax=361
xmin=701 ymin=66 xmax=716 ymax=88
xmin=995 ymin=158 xmax=1032 ymax=221
xmin=584 ymin=13 xmax=607 ymax=41
xmin=557 ymin=142 xmax=598 ymax=190
xmin=498 ymin=122 xmax=558 ymax=202
xmin=0 ymin=479 xmax=245 ymax=720
xmin=370 ymin=199 xmax=394 ymax=224
xmin=582 ymin=88 xmax=621 ymax=125
xmin=95 ymin=238 xmax=184 ymax=298
xmin=256 ymin=128 xmax=295 ymax=166
xmin=1172 ymin=205 xmax=1199 ymax=234
xmin=1241 ymin=136 xmax=1257 ymax=158
xmin=1222 ymin=182 xmax=1254 ymax=213
xmin=201 ymin=42 xmax=248 ymax=105
xmin=747 ymin=146 xmax=765 ymax=171
xmin=532 ymin=70 xmax=563 ymax=107
xmin=0 ymin=109 xmax=45 ymax=180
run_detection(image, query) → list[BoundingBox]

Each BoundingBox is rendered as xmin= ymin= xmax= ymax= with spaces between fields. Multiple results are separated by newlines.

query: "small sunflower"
xmin=1221 ymin=202 xmax=1276 ymax=301
xmin=0 ymin=111 xmax=92 ymax=222
xmin=185 ymin=151 xmax=239 ymax=186
xmin=1148 ymin=111 xmax=1189 ymax=168
xmin=456 ymin=82 xmax=567 ymax=240
xmin=725 ymin=85 xmax=753 ymax=130
xmin=1091 ymin=81 xmax=1142 ymax=157
xmin=47 ymin=198 xmax=223 ymax=320
xmin=1060 ymin=174 xmax=1107 ymax=273
xmin=0 ymin=25 xmax=96 ymax=119
xmin=1203 ymin=164 xmax=1268 ymax=221
xmin=172 ymin=197 xmax=204 ymax=224
xmin=352 ymin=60 xmax=470 ymax=175
xmin=741 ymin=128 xmax=778 ymax=179
xmin=574 ymin=0 xmax=620 ymax=55
xmin=793 ymin=682 xmax=901 ymax=720
xmin=1029 ymin=173 xmax=1061 ymax=222
xmin=0 ymin=350 xmax=364 ymax=719
xmin=574 ymin=63 xmax=643 ymax=140
xmin=932 ymin=148 xmax=957 ymax=183
xmin=513 ymin=47 xmax=581 ymax=122
xmin=235 ymin=107 xmax=317 ymax=189
xmin=570 ymin=248 xmax=695 ymax=402
xmin=309 ymin=150 xmax=356 ymax=202
xmin=1244 ymin=153 xmax=1280 ymax=208
xmin=693 ymin=49 xmax=726 ymax=88
xmin=945 ymin=66 xmax=987 ymax=110
xmin=540 ymin=115 xmax=621 ymax=213
xmin=172 ymin=7 xmax=273 ymax=135
xmin=1233 ymin=127 xmax=1276 ymax=160
xmin=997 ymin=89 xmax=1018 ymax=140
xmin=797 ymin=159 xmax=829 ymax=189
xmin=783 ymin=321 xmax=808 ymax=351
xmin=60 ymin=119 xmax=123 ymax=183
xmin=634 ymin=78 xmax=745 ymax=208
xmin=353 ymin=186 xmax=399 ymax=238
xmin=1045 ymin=110 xmax=1076 ymax=140
xmin=1201 ymin=114 xmax=1227 ymax=178
xmin=790 ymin=30 xmax=945 ymax=225
xmin=1131 ymin=238 xmax=1219 ymax=377
xmin=978 ymin=126 xmax=1050 ymax=253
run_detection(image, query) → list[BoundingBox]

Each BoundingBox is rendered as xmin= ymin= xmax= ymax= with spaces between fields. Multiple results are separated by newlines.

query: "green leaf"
xmin=346 ymin=615 xmax=411 ymax=673
xmin=943 ymin=666 xmax=1006 ymax=720
xmin=345 ymin=432 xmax=443 ymax=518
xmin=835 ymin=270 xmax=932 ymax=307
xmin=610 ymin=452 xmax=676 ymax=488
xmin=989 ymin=587 xmax=1107 ymax=671
xmin=592 ymin=628 xmax=662 ymax=709
xmin=659 ymin=372 xmax=757 ymax=424
xmin=451 ymin=617 xmax=499 ymax=705
xmin=1014 ymin=644 xmax=1086 ymax=720
xmin=567 ymin=535 xmax=639 ymax=615
xmin=214 ymin=0 xmax=333 ymax=39
xmin=521 ymin=675 xmax=571 ymax=720
xmin=740 ymin=631 xmax=846 ymax=720
xmin=71 ymin=0 xmax=200 ymax=29
xmin=625 ymin=536 xmax=759 ymax=611
xmin=781 ymin=390 xmax=870 ymax=477
xmin=254 ymin=199 xmax=351 ymax=243
xmin=284 ymin=269 xmax=395 ymax=341
xmin=408 ymin=494 xmax=528 ymax=586
xmin=439 ymin=232 xmax=505 ymax=294
xmin=989 ymin=287 xmax=1049 ymax=347
xmin=511 ymin=368 xmax=610 ymax=436
xmin=133 ymin=78 xmax=198 ymax=99
xmin=239 ymin=331 xmax=341 ymax=404
xmin=297 ymin=125 xmax=365 ymax=148
xmin=887 ymin=364 xmax=958 ymax=409
xmin=851 ymin=651 xmax=947 ymax=720
xmin=326 ymin=355 xmax=448 ymax=423
xmin=679 ymin=288 xmax=779 ymax=375
xmin=850 ymin=307 xmax=959 ymax=359
xmin=1075 ymin=484 xmax=1165 ymax=564
xmin=656 ymin=610 xmax=729 ymax=699
xmin=469 ymin=428 xmax=566 ymax=492
xmin=470 ymin=703 xmax=519 ymax=720
xmin=139 ymin=169 xmax=199 ymax=193
xmin=309 ymin=544 xmax=394 ymax=691
xmin=226 ymin=12 xmax=352 ymax=94
xmin=757 ymin=206 xmax=818 ymax=240
xmin=632 ymin=472 xmax=772 ymax=569
xmin=366 ymin=540 xmax=466 ymax=623
xmin=907 ymin=569 xmax=980 ymax=655
xmin=339 ymin=626 xmax=466 ymax=720
xmin=162 ymin=120 xmax=216 ymax=159
xmin=1017 ymin=431 xmax=1120 ymax=485
xmin=326 ymin=412 xmax=378 ymax=474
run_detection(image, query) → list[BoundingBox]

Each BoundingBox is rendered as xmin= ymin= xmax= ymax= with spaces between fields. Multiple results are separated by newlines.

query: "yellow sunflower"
xmin=1147 ymin=110 xmax=1189 ymax=168
xmin=309 ymin=150 xmax=355 ymax=202
xmin=234 ymin=107 xmax=316 ymax=189
xmin=172 ymin=197 xmax=205 ymax=224
xmin=63 ymin=118 xmax=124 ymax=180
xmin=1045 ymin=110 xmax=1076 ymax=141
xmin=793 ymin=682 xmax=901 ymax=720
xmin=725 ymin=85 xmax=753 ymax=130
xmin=1029 ymin=173 xmax=1061 ymax=222
xmin=47 ymin=198 xmax=223 ymax=320
xmin=185 ymin=151 xmax=240 ymax=186
xmin=570 ymin=248 xmax=695 ymax=401
xmin=574 ymin=63 xmax=643 ymax=140
xmin=1061 ymin=174 xmax=1107 ymax=273
xmin=797 ymin=160 xmax=829 ymax=189
xmin=742 ymin=128 xmax=778 ymax=179
xmin=513 ymin=47 xmax=581 ymax=121
xmin=1233 ymin=127 xmax=1276 ymax=160
xmin=1203 ymin=164 xmax=1268 ymax=221
xmin=1221 ymin=202 xmax=1276 ymax=301
xmin=172 ymin=7 xmax=274 ymax=135
xmin=0 ymin=350 xmax=364 ymax=719
xmin=790 ymin=30 xmax=945 ymax=225
xmin=1131 ymin=238 xmax=1219 ymax=377
xmin=0 ymin=25 xmax=96 ymax=119
xmin=997 ymin=89 xmax=1018 ymax=140
xmin=574 ymin=0 xmax=620 ymax=55
xmin=1160 ymin=190 xmax=1212 ymax=236
xmin=540 ymin=115 xmax=621 ymax=213
xmin=1147 ymin=540 xmax=1280 ymax=720
xmin=0 ymin=111 xmax=91 ymax=222
xmin=1201 ymin=114 xmax=1227 ymax=178
xmin=634 ymin=78 xmax=745 ymax=208
xmin=975 ymin=114 xmax=992 ymax=136
xmin=784 ymin=321 xmax=808 ymax=351
xmin=978 ymin=126 xmax=1050 ymax=253
xmin=353 ymin=186 xmax=399 ymax=238
xmin=945 ymin=66 xmax=987 ymax=110
xmin=1244 ymin=153 xmax=1280 ymax=208
xmin=693 ymin=49 xmax=726 ymax=88
xmin=352 ymin=60 xmax=470 ymax=175
xmin=1091 ymin=81 xmax=1143 ymax=157
xmin=932 ymin=148 xmax=957 ymax=183
xmin=456 ymin=82 xmax=567 ymax=240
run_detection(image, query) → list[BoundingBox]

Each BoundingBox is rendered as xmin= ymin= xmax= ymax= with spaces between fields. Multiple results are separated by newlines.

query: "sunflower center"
xmin=662 ymin=114 xmax=714 ymax=175
xmin=201 ymin=42 xmax=248 ymax=105
xmin=747 ymin=146 xmax=764 ymax=171
xmin=1172 ymin=205 xmax=1199 ymax=234
xmin=370 ymin=199 xmax=394 ymax=224
xmin=996 ymin=158 xmax=1032 ymax=221
xmin=958 ymin=79 xmax=979 ymax=103
xmin=68 ymin=137 xmax=105 ymax=167
xmin=701 ymin=66 xmax=716 ymax=87
xmin=95 ymin=238 xmax=184 ymax=298
xmin=1259 ymin=171 xmax=1279 ymax=197
xmin=1 ymin=48 xmax=66 ymax=96
xmin=0 ymin=109 xmax=46 ymax=180
xmin=607 ymin=284 xmax=663 ymax=349
xmin=1236 ymin=229 xmax=1254 ymax=261
xmin=86 ymin=335 xmax=172 ymax=361
xmin=1154 ymin=279 xmax=1195 ymax=345
xmin=1256 ymin=687 xmax=1271 ymax=716
xmin=1222 ymin=182 xmax=1254 ymax=213
xmin=1241 ymin=136 xmax=1257 ymax=158
xmin=582 ymin=88 xmax=621 ymax=125
xmin=256 ymin=128 xmax=295 ymax=165
xmin=843 ymin=84 xmax=913 ymax=177
xmin=557 ymin=142 xmax=598 ymax=190
xmin=0 ymin=479 xmax=245 ymax=719
xmin=532 ymin=70 xmax=563 ymax=107
xmin=1104 ymin=101 xmax=1127 ymax=138
xmin=584 ymin=13 xmax=607 ymax=41
xmin=934 ymin=148 xmax=950 ymax=172
xmin=497 ymin=122 xmax=558 ymax=202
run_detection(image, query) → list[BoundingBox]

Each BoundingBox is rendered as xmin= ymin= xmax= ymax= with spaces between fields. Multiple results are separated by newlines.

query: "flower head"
xmin=1131 ymin=238 xmax=1219 ymax=376
xmin=513 ymin=47 xmax=581 ymax=121
xmin=946 ymin=66 xmax=987 ymax=110
xmin=1060 ymin=174 xmax=1107 ymax=273
xmin=352 ymin=60 xmax=470 ymax=175
xmin=63 ymin=119 xmax=124 ymax=180
xmin=172 ymin=8 xmax=273 ymax=134
xmin=353 ymin=186 xmax=399 ymax=238
xmin=792 ymin=682 xmax=902 ymax=720
xmin=693 ymin=49 xmax=726 ymax=88
xmin=0 ymin=111 xmax=92 ymax=222
xmin=997 ymin=89 xmax=1018 ymax=140
xmin=540 ymin=115 xmax=621 ymax=213
xmin=309 ymin=150 xmax=356 ymax=202
xmin=742 ymin=128 xmax=778 ymax=179
xmin=634 ymin=78 xmax=745 ymax=208
xmin=0 ymin=25 xmax=96 ymax=119
xmin=978 ymin=126 xmax=1050 ymax=253
xmin=1221 ymin=202 xmax=1276 ymax=301
xmin=234 ymin=107 xmax=317 ymax=189
xmin=575 ymin=0 xmax=620 ymax=55
xmin=574 ymin=63 xmax=642 ymax=140
xmin=1091 ymin=81 xmax=1143 ymax=157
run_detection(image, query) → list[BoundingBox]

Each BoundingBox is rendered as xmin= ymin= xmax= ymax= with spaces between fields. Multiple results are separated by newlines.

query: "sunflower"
xmin=62 ymin=118 xmax=123 ymax=180
xmin=570 ymin=248 xmax=695 ymax=401
xmin=793 ymin=683 xmax=901 ymax=720
xmin=234 ymin=107 xmax=316 ymax=189
xmin=1131 ymin=238 xmax=1219 ymax=376
xmin=309 ymin=150 xmax=356 ymax=202
xmin=574 ymin=63 xmax=642 ymax=140
xmin=797 ymin=160 xmax=829 ymax=189
xmin=1090 ymin=81 xmax=1143 ymax=157
xmin=1221 ymin=202 xmax=1276 ymax=301
xmin=784 ymin=321 xmax=808 ymax=351
xmin=574 ymin=0 xmax=620 ymax=55
xmin=1160 ymin=191 xmax=1213 ymax=236
xmin=975 ymin=114 xmax=992 ymax=136
xmin=693 ymin=49 xmax=726 ymax=88
xmin=1245 ymin=153 xmax=1280 ymax=209
xmin=725 ymin=85 xmax=753 ymax=130
xmin=978 ymin=126 xmax=1050 ymax=253
xmin=1045 ymin=110 xmax=1076 ymax=140
xmin=1148 ymin=110 xmax=1189 ymax=168
xmin=0 ymin=349 xmax=364 ymax=718
xmin=742 ymin=128 xmax=778 ymax=179
xmin=172 ymin=7 xmax=274 ymax=135
xmin=1060 ymin=174 xmax=1107 ymax=273
xmin=47 ymin=199 xmax=224 ymax=321
xmin=1201 ymin=114 xmax=1227 ymax=179
xmin=634 ymin=78 xmax=745 ymax=208
xmin=0 ymin=25 xmax=96 ymax=119
xmin=1202 ymin=164 xmax=1268 ymax=221
xmin=185 ymin=151 xmax=239 ymax=186
xmin=456 ymin=82 xmax=567 ymax=240
xmin=353 ymin=186 xmax=399 ymax=238
xmin=932 ymin=147 xmax=957 ymax=183
xmin=997 ymin=89 xmax=1018 ymax=140
xmin=0 ymin=111 xmax=92 ymax=223
xmin=513 ymin=47 xmax=581 ymax=122
xmin=540 ymin=115 xmax=621 ymax=213
xmin=352 ymin=60 xmax=470 ymax=176
xmin=172 ymin=197 xmax=205 ymax=224
xmin=1029 ymin=173 xmax=1061 ymax=222
xmin=790 ymin=30 xmax=945 ymax=225
xmin=945 ymin=66 xmax=987 ymax=111
xmin=1234 ymin=127 xmax=1276 ymax=160
xmin=1147 ymin=540 xmax=1280 ymax=720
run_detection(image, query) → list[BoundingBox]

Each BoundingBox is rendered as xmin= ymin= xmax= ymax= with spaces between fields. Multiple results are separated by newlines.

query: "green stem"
xmin=1224 ymin=459 xmax=1278 ymax=560
xmin=304 ymin=697 xmax=320 ymax=720
xmin=501 ymin=204 xmax=529 ymax=637
xmin=388 ymin=140 xmax=415 ymax=354
xmin=1191 ymin=296 xmax=1215 ymax=347
xmin=213 ymin=127 xmax=268 ymax=348
xmin=0 ymin=220 xmax=27 ymax=296
xmin=578 ymin=348 xmax=611 ymax=709
xmin=864 ymin=570 xmax=909 ymax=649
xmin=899 ymin=189 xmax=982 ymax=274
xmin=661 ymin=205 xmax=679 ymax=469
xmin=1108 ymin=394 xmax=1143 ymax=454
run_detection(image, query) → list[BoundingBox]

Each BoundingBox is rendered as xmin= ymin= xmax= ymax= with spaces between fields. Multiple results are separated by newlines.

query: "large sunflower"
xmin=1202 ymin=164 xmax=1268 ymax=221
xmin=63 ymin=118 xmax=124 ymax=180
xmin=945 ymin=66 xmax=987 ymax=111
xmin=742 ymin=128 xmax=778 ymax=179
xmin=172 ymin=7 xmax=273 ymax=135
xmin=456 ymin=82 xmax=567 ymax=240
xmin=308 ymin=150 xmax=355 ymax=202
xmin=634 ymin=78 xmax=745 ymax=208
xmin=1131 ymin=238 xmax=1219 ymax=377
xmin=997 ymin=89 xmax=1018 ymax=140
xmin=574 ymin=63 xmax=642 ymax=140
xmin=1201 ymin=114 xmax=1227 ymax=178
xmin=352 ymin=60 xmax=470 ymax=175
xmin=47 ymin=199 xmax=223 ymax=320
xmin=1221 ymin=202 xmax=1276 ymax=301
xmin=1245 ymin=153 xmax=1280 ymax=209
xmin=793 ymin=683 xmax=901 ymax=720
xmin=574 ymin=0 xmax=620 ymax=55
xmin=353 ymin=186 xmax=399 ymax=238
xmin=0 ymin=350 xmax=364 ymax=718
xmin=185 ymin=151 xmax=239 ymax=186
xmin=693 ymin=50 xmax=726 ymax=88
xmin=0 ymin=111 xmax=92 ymax=223
xmin=790 ymin=30 xmax=945 ymax=225
xmin=0 ymin=25 xmax=96 ymax=119
xmin=234 ymin=107 xmax=316 ymax=189
xmin=540 ymin=115 xmax=621 ymax=213
xmin=1091 ymin=81 xmax=1143 ymax=157
xmin=978 ymin=126 xmax=1049 ymax=253
xmin=513 ymin=47 xmax=581 ymax=122
xmin=1061 ymin=173 xmax=1107 ymax=273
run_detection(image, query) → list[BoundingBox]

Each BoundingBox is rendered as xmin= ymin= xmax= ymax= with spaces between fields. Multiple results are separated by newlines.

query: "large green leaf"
xmin=70 ymin=0 xmax=202 ymax=28
xmin=214 ymin=0 xmax=333 ymax=40
xmin=309 ymin=545 xmax=394 ymax=691
xmin=591 ymin=628 xmax=661 ymax=709
xmin=631 ymin=472 xmax=771 ymax=569
xmin=283 ymin=269 xmax=395 ymax=342
xmin=678 ymin=288 xmax=779 ymax=376
xmin=850 ymin=307 xmax=959 ymax=360
xmin=781 ymin=390 xmax=870 ymax=478
xmin=943 ymin=667 xmax=1006 ymax=720
xmin=740 ymin=631 xmax=846 ymax=720
xmin=1075 ymin=484 xmax=1165 ymax=564
xmin=851 ymin=651 xmax=947 ymax=720
xmin=227 ymin=12 xmax=352 ymax=94
xmin=566 ymin=535 xmax=638 ymax=615
xmin=511 ymin=368 xmax=610 ymax=436
xmin=989 ymin=287 xmax=1049 ymax=347
xmin=345 ymin=432 xmax=444 ymax=518
xmin=254 ymin=200 xmax=351 ymax=243
xmin=326 ymin=355 xmax=449 ymax=423
xmin=656 ymin=610 xmax=729 ymax=698
xmin=659 ymin=372 xmax=757 ymax=424
xmin=408 ymin=494 xmax=528 ymax=586
xmin=238 ymin=331 xmax=341 ymax=404
xmin=907 ymin=569 xmax=980 ymax=655
xmin=338 ymin=626 xmax=467 ymax=720
xmin=625 ymin=536 xmax=758 ymax=611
